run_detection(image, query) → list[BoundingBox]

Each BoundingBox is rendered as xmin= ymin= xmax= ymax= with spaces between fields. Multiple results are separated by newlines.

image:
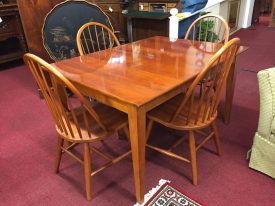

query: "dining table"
xmin=52 ymin=36 xmax=246 ymax=203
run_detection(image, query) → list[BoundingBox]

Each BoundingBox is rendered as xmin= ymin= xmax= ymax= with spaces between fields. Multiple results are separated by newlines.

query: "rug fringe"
xmin=133 ymin=179 xmax=171 ymax=206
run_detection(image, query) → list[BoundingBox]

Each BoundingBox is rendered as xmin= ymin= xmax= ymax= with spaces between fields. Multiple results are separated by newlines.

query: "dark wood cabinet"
xmin=125 ymin=0 xmax=179 ymax=42
xmin=96 ymin=0 xmax=126 ymax=42
xmin=125 ymin=12 xmax=170 ymax=42
xmin=17 ymin=0 xmax=126 ymax=62
xmin=0 ymin=0 xmax=27 ymax=64
xmin=17 ymin=0 xmax=65 ymax=62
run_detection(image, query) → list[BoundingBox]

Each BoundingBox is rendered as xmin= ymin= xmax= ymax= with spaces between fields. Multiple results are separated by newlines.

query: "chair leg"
xmin=84 ymin=143 xmax=92 ymax=201
xmin=211 ymin=121 xmax=222 ymax=156
xmin=55 ymin=136 xmax=64 ymax=173
xmin=188 ymin=131 xmax=198 ymax=186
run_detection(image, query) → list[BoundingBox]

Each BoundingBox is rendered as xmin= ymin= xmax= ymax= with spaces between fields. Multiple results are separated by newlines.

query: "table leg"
xmin=224 ymin=57 xmax=238 ymax=124
xmin=128 ymin=105 xmax=146 ymax=204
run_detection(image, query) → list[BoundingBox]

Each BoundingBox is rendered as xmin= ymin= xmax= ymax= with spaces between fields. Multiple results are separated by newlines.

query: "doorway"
xmin=252 ymin=0 xmax=273 ymax=26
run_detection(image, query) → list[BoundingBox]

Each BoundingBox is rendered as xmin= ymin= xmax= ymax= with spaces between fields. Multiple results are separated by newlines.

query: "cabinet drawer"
xmin=167 ymin=3 xmax=177 ymax=8
xmin=98 ymin=3 xmax=121 ymax=12
xmin=139 ymin=2 xmax=149 ymax=6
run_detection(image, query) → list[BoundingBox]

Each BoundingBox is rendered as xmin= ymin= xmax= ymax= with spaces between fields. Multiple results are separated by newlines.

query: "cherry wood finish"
xmin=52 ymin=36 xmax=245 ymax=202
xmin=52 ymin=36 xmax=226 ymax=203
xmin=146 ymin=38 xmax=240 ymax=185
xmin=24 ymin=53 xmax=131 ymax=200
xmin=17 ymin=0 xmax=65 ymax=62
xmin=224 ymin=45 xmax=248 ymax=124
xmin=185 ymin=14 xmax=230 ymax=44
xmin=77 ymin=22 xmax=120 ymax=55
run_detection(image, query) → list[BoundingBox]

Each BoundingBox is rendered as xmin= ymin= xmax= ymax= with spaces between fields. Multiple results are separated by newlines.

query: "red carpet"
xmin=1 ymin=25 xmax=275 ymax=205
xmin=259 ymin=15 xmax=271 ymax=26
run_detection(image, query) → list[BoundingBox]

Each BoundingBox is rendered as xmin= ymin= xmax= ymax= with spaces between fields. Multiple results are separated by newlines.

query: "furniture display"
xmin=43 ymin=1 xmax=114 ymax=61
xmin=0 ymin=0 xmax=27 ymax=64
xmin=17 ymin=0 xmax=126 ymax=62
xmin=146 ymin=38 xmax=240 ymax=185
xmin=24 ymin=53 xmax=131 ymax=200
xmin=51 ymin=36 xmax=244 ymax=203
xmin=249 ymin=67 xmax=275 ymax=179
xmin=184 ymin=14 xmax=229 ymax=43
xmin=77 ymin=22 xmax=120 ymax=55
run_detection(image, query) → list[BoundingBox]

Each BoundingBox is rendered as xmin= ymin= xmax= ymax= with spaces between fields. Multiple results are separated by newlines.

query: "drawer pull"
xmin=109 ymin=6 xmax=113 ymax=12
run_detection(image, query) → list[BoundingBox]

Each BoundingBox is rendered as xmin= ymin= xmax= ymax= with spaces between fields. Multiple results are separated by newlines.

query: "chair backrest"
xmin=42 ymin=0 xmax=114 ymax=61
xmin=76 ymin=22 xmax=120 ymax=56
xmin=185 ymin=14 xmax=230 ymax=44
xmin=24 ymin=53 xmax=108 ymax=140
xmin=169 ymin=38 xmax=240 ymax=125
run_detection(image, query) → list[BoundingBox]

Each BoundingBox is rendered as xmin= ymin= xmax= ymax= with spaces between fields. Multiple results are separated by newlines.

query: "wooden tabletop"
xmin=53 ymin=36 xmax=220 ymax=107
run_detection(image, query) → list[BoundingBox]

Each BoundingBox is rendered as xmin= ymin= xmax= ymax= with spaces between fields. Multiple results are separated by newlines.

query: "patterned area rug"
xmin=134 ymin=180 xmax=204 ymax=206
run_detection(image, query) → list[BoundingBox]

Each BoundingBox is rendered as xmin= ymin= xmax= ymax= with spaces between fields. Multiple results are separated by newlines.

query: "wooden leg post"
xmin=55 ymin=136 xmax=64 ymax=173
xmin=225 ymin=58 xmax=238 ymax=124
xmin=211 ymin=121 xmax=222 ymax=156
xmin=189 ymin=131 xmax=198 ymax=186
xmin=128 ymin=106 xmax=146 ymax=204
xmin=84 ymin=143 xmax=92 ymax=201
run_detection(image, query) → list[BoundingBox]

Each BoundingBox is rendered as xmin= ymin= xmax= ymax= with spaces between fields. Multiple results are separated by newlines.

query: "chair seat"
xmin=148 ymin=94 xmax=217 ymax=130
xmin=56 ymin=103 xmax=128 ymax=142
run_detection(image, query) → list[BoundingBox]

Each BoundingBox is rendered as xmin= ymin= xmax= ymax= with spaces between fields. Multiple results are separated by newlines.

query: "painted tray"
xmin=42 ymin=0 xmax=113 ymax=61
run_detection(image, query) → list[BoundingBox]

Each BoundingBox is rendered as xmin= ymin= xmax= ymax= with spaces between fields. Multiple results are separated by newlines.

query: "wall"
xmin=239 ymin=0 xmax=255 ymax=28
xmin=204 ymin=0 xmax=256 ymax=29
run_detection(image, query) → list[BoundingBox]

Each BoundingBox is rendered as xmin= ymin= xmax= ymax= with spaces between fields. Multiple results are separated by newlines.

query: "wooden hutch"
xmin=0 ymin=0 xmax=27 ymax=64
xmin=125 ymin=0 xmax=179 ymax=42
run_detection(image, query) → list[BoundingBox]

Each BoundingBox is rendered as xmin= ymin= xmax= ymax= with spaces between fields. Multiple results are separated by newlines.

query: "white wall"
xmin=239 ymin=0 xmax=255 ymax=28
xmin=205 ymin=0 xmax=256 ymax=29
xmin=204 ymin=0 xmax=228 ymax=20
xmin=205 ymin=0 xmax=226 ymax=8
